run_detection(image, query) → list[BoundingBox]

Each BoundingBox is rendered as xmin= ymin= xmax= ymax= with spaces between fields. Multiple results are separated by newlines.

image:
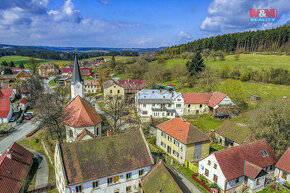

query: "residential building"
xmin=10 ymin=67 xmax=31 ymax=75
xmin=274 ymin=148 xmax=290 ymax=184
xmin=84 ymin=80 xmax=100 ymax=93
xmin=62 ymin=67 xmax=92 ymax=78
xmin=183 ymin=92 xmax=236 ymax=116
xmin=117 ymin=79 xmax=146 ymax=103
xmin=156 ymin=118 xmax=211 ymax=164
xmin=14 ymin=70 xmax=31 ymax=80
xmin=0 ymin=142 xmax=34 ymax=193
xmin=216 ymin=120 xmax=255 ymax=147
xmin=103 ymin=80 xmax=125 ymax=101
xmin=140 ymin=161 xmax=187 ymax=193
xmin=19 ymin=98 xmax=28 ymax=111
xmin=38 ymin=63 xmax=59 ymax=77
xmin=54 ymin=129 xmax=154 ymax=193
xmin=198 ymin=139 xmax=277 ymax=193
xmin=70 ymin=53 xmax=84 ymax=99
xmin=0 ymin=89 xmax=14 ymax=124
xmin=135 ymin=89 xmax=184 ymax=119
xmin=20 ymin=88 xmax=30 ymax=99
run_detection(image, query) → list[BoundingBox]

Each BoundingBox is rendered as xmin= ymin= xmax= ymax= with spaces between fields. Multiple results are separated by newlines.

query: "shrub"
xmin=148 ymin=136 xmax=156 ymax=145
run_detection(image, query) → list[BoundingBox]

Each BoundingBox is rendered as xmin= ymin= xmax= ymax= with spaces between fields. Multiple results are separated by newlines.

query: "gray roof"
xmin=71 ymin=53 xmax=83 ymax=85
xmin=138 ymin=99 xmax=173 ymax=104
xmin=136 ymin=89 xmax=182 ymax=102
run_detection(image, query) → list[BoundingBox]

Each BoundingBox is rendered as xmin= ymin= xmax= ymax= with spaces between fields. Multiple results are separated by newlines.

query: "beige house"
xmin=84 ymin=80 xmax=100 ymax=93
xmin=38 ymin=63 xmax=59 ymax=77
xmin=183 ymin=93 xmax=211 ymax=115
xmin=103 ymin=80 xmax=125 ymax=101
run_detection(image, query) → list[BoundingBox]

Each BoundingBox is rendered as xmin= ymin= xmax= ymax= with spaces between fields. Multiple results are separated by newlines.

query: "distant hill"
xmin=160 ymin=25 xmax=290 ymax=55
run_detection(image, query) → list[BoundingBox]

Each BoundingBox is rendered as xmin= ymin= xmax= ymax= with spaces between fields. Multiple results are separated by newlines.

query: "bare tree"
xmin=34 ymin=91 xmax=66 ymax=143
xmin=103 ymin=95 xmax=133 ymax=134
xmin=21 ymin=75 xmax=44 ymax=106
xmin=198 ymin=67 xmax=219 ymax=92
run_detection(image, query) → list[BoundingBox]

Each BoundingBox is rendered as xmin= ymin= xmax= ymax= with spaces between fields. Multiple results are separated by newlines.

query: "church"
xmin=64 ymin=53 xmax=102 ymax=143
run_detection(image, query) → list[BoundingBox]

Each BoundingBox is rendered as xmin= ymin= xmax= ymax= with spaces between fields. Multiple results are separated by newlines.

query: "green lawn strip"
xmin=258 ymin=183 xmax=290 ymax=193
xmin=48 ymin=79 xmax=56 ymax=87
xmin=187 ymin=115 xmax=224 ymax=132
xmin=210 ymin=143 xmax=225 ymax=153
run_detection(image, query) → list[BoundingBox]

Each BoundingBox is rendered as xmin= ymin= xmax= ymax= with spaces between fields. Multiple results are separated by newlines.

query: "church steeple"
xmin=71 ymin=52 xmax=84 ymax=99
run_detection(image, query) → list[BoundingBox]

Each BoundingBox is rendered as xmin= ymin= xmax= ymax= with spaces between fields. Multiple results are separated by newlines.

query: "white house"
xmin=0 ymin=98 xmax=13 ymax=124
xmin=274 ymin=148 xmax=290 ymax=184
xmin=55 ymin=129 xmax=154 ymax=193
xmin=198 ymin=139 xmax=277 ymax=193
xmin=135 ymin=89 xmax=184 ymax=120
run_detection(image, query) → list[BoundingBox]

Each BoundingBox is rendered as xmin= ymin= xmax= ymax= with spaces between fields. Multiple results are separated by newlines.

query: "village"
xmin=0 ymin=52 xmax=289 ymax=193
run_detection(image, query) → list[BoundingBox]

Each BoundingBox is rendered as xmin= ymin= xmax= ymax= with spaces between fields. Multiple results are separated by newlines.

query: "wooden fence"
xmin=26 ymin=183 xmax=56 ymax=193
xmin=192 ymin=173 xmax=213 ymax=193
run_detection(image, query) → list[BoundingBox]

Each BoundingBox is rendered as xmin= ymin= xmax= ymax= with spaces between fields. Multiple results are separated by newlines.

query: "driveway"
xmin=32 ymin=151 xmax=49 ymax=191
xmin=0 ymin=120 xmax=40 ymax=153
xmin=43 ymin=76 xmax=55 ymax=94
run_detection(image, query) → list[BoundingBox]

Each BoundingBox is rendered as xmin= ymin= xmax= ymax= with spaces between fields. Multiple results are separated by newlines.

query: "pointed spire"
xmin=71 ymin=52 xmax=83 ymax=85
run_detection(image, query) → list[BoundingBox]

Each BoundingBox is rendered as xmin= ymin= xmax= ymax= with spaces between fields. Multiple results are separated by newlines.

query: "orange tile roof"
xmin=0 ymin=98 xmax=11 ymax=118
xmin=156 ymin=118 xmax=211 ymax=145
xmin=77 ymin=129 xmax=96 ymax=141
xmin=275 ymin=148 xmax=290 ymax=173
xmin=64 ymin=96 xmax=102 ymax=128
xmin=244 ymin=161 xmax=265 ymax=179
xmin=208 ymin=92 xmax=227 ymax=108
xmin=182 ymin=93 xmax=212 ymax=104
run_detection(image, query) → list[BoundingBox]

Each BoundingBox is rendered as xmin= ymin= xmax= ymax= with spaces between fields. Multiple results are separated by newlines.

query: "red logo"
xmin=250 ymin=9 xmax=276 ymax=18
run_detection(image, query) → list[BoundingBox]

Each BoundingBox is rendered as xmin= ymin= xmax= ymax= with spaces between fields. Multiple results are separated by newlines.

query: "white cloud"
xmin=100 ymin=0 xmax=109 ymax=5
xmin=200 ymin=0 xmax=290 ymax=33
xmin=177 ymin=31 xmax=192 ymax=40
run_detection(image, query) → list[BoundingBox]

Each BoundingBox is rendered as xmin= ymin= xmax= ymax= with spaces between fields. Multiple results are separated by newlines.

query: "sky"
xmin=0 ymin=0 xmax=289 ymax=48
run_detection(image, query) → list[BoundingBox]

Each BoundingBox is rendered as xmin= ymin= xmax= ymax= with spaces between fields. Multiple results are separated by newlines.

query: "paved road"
xmin=43 ymin=76 xmax=55 ymax=94
xmin=32 ymin=151 xmax=49 ymax=191
xmin=0 ymin=120 xmax=40 ymax=153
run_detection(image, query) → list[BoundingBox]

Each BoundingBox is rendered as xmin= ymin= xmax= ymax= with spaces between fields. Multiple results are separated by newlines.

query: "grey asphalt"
xmin=0 ymin=120 xmax=40 ymax=153
xmin=32 ymin=151 xmax=49 ymax=191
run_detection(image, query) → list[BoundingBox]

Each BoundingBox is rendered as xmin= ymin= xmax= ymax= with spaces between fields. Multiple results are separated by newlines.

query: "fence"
xmin=26 ymin=183 xmax=56 ymax=193
xmin=192 ymin=173 xmax=213 ymax=193
xmin=185 ymin=160 xmax=198 ymax=173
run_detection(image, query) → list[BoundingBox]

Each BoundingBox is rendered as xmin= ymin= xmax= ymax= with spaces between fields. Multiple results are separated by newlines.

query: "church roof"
xmin=64 ymin=96 xmax=102 ymax=127
xmin=71 ymin=53 xmax=83 ymax=85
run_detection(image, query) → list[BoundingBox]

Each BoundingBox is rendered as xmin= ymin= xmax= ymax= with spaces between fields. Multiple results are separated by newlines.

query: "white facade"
xmin=274 ymin=168 xmax=290 ymax=184
xmin=0 ymin=102 xmax=13 ymax=124
xmin=65 ymin=123 xmax=101 ymax=143
xmin=71 ymin=81 xmax=84 ymax=99
xmin=213 ymin=96 xmax=234 ymax=110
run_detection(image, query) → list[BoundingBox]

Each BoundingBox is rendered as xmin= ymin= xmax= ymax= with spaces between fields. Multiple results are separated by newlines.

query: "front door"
xmin=196 ymin=110 xmax=199 ymax=115
xmin=194 ymin=142 xmax=202 ymax=160
xmin=167 ymin=145 xmax=171 ymax=154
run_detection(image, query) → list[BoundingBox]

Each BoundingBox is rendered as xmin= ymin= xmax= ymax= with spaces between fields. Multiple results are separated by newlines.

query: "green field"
xmin=151 ymin=54 xmax=290 ymax=70
xmin=0 ymin=55 xmax=64 ymax=66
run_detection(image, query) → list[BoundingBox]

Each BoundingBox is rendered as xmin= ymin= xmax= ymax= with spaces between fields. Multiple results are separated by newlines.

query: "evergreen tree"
xmin=9 ymin=61 xmax=15 ymax=67
xmin=110 ymin=56 xmax=116 ymax=69
xmin=3 ymin=68 xmax=13 ymax=74
xmin=186 ymin=51 xmax=205 ymax=76
xmin=19 ymin=63 xmax=25 ymax=69
xmin=1 ymin=61 xmax=8 ymax=66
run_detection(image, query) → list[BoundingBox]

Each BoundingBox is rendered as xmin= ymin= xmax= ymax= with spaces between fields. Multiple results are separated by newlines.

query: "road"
xmin=32 ymin=151 xmax=48 ymax=191
xmin=0 ymin=120 xmax=40 ymax=153
xmin=43 ymin=76 xmax=55 ymax=94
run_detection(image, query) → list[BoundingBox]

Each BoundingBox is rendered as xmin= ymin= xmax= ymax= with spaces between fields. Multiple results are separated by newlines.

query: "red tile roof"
xmin=208 ymin=92 xmax=227 ymax=108
xmin=244 ymin=161 xmax=265 ymax=179
xmin=77 ymin=129 xmax=96 ymax=141
xmin=84 ymin=80 xmax=99 ymax=86
xmin=182 ymin=93 xmax=212 ymax=104
xmin=213 ymin=139 xmax=277 ymax=181
xmin=64 ymin=96 xmax=102 ymax=127
xmin=19 ymin=98 xmax=27 ymax=105
xmin=0 ymin=98 xmax=11 ymax=118
xmin=117 ymin=79 xmax=146 ymax=92
xmin=0 ymin=89 xmax=13 ymax=98
xmin=15 ymin=70 xmax=31 ymax=79
xmin=157 ymin=118 xmax=211 ymax=145
xmin=0 ymin=142 xmax=34 ymax=193
xmin=62 ymin=68 xmax=92 ymax=76
xmin=275 ymin=148 xmax=290 ymax=173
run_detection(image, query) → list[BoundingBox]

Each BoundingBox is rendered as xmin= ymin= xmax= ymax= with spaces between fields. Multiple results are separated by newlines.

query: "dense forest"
xmin=160 ymin=25 xmax=290 ymax=55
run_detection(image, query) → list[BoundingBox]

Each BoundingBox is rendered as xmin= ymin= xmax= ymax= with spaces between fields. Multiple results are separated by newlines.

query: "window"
xmin=208 ymin=160 xmax=211 ymax=165
xmin=282 ymin=171 xmax=287 ymax=180
xmin=126 ymin=172 xmax=132 ymax=180
xmin=235 ymin=178 xmax=239 ymax=183
xmin=168 ymin=104 xmax=171 ymax=107
xmin=107 ymin=177 xmax=113 ymax=185
xmin=117 ymin=90 xmax=120 ymax=93
xmin=96 ymin=127 xmax=99 ymax=135
xmin=200 ymin=104 xmax=202 ymax=108
xmin=161 ymin=132 xmax=166 ymax=138
xmin=5 ymin=169 xmax=12 ymax=174
xmin=269 ymin=165 xmax=273 ymax=170
xmin=213 ymin=174 xmax=218 ymax=183
xmin=176 ymin=104 xmax=181 ymax=108
xmin=214 ymin=164 xmax=217 ymax=169
xmin=92 ymin=181 xmax=99 ymax=189
xmin=142 ymin=111 xmax=148 ymax=115
xmin=75 ymin=185 xmax=83 ymax=193
xmin=168 ymin=136 xmax=172 ymax=142
xmin=161 ymin=141 xmax=166 ymax=148
xmin=126 ymin=186 xmax=132 ymax=192
xmin=260 ymin=151 xmax=265 ymax=157
xmin=162 ymin=113 xmax=164 ymax=116
xmin=139 ymin=169 xmax=144 ymax=177
xmin=174 ymin=140 xmax=180 ymax=147
xmin=110 ymin=90 xmax=112 ymax=94
xmin=107 ymin=176 xmax=119 ymax=185
xmin=263 ymin=150 xmax=268 ymax=156
xmin=152 ymin=104 xmax=155 ymax=107
xmin=143 ymin=104 xmax=146 ymax=107
xmin=188 ymin=104 xmax=191 ymax=108
xmin=173 ymin=150 xmax=179 ymax=157
xmin=205 ymin=169 xmax=209 ymax=177
xmin=256 ymin=178 xmax=260 ymax=185
xmin=69 ymin=130 xmax=73 ymax=138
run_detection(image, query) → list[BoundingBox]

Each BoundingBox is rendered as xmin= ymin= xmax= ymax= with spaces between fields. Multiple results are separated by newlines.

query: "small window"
xmin=188 ymin=104 xmax=191 ymax=108
xmin=76 ymin=185 xmax=83 ymax=193
xmin=282 ymin=171 xmax=287 ymax=179
xmin=161 ymin=132 xmax=166 ymax=138
xmin=214 ymin=164 xmax=217 ymax=169
xmin=152 ymin=104 xmax=155 ymax=107
xmin=263 ymin=150 xmax=268 ymax=156
xmin=260 ymin=151 xmax=265 ymax=157
xmin=176 ymin=104 xmax=181 ymax=108
xmin=110 ymin=90 xmax=112 ymax=94
xmin=126 ymin=186 xmax=132 ymax=192
xmin=205 ymin=169 xmax=209 ymax=177
xmin=92 ymin=181 xmax=99 ymax=189
xmin=208 ymin=160 xmax=211 ymax=165
xmin=5 ymin=169 xmax=12 ymax=174
xmin=139 ymin=169 xmax=144 ymax=177
xmin=107 ymin=177 xmax=113 ymax=185
xmin=143 ymin=104 xmax=146 ymax=107
xmin=118 ymin=90 xmax=120 ymax=93
xmin=235 ymin=178 xmax=239 ymax=183
xmin=200 ymin=104 xmax=202 ymax=108
xmin=126 ymin=172 xmax=132 ymax=180
xmin=213 ymin=174 xmax=218 ymax=183
xmin=168 ymin=136 xmax=172 ymax=142
xmin=168 ymin=104 xmax=171 ymax=107
xmin=174 ymin=140 xmax=180 ymax=147
xmin=256 ymin=178 xmax=260 ymax=185
xmin=69 ymin=130 xmax=73 ymax=138
xmin=173 ymin=150 xmax=179 ymax=157
xmin=161 ymin=141 xmax=166 ymax=148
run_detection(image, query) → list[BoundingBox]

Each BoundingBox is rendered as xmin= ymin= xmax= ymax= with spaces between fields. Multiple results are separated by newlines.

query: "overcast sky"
xmin=0 ymin=0 xmax=289 ymax=48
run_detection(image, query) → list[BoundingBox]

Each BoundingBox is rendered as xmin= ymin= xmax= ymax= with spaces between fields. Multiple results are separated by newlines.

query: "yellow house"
xmin=182 ymin=93 xmax=211 ymax=115
xmin=103 ymin=80 xmax=125 ymax=101
xmin=156 ymin=118 xmax=211 ymax=164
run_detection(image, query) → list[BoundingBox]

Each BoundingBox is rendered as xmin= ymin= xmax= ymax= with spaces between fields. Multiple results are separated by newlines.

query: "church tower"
xmin=71 ymin=52 xmax=84 ymax=99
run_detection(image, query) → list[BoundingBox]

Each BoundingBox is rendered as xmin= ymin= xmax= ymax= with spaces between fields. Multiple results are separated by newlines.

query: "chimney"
xmin=6 ymin=148 xmax=11 ymax=159
xmin=107 ymin=131 xmax=113 ymax=136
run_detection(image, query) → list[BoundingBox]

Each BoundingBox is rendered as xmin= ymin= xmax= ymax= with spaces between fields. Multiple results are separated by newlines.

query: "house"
xmin=84 ymin=80 xmax=100 ymax=93
xmin=0 ymin=89 xmax=15 ymax=100
xmin=0 ymin=89 xmax=14 ymax=124
xmin=140 ymin=161 xmax=188 ymax=193
xmin=103 ymin=80 xmax=125 ymax=101
xmin=135 ymin=89 xmax=184 ymax=119
xmin=38 ymin=63 xmax=60 ymax=77
xmin=62 ymin=67 xmax=92 ymax=78
xmin=274 ymin=148 xmax=290 ymax=184
xmin=20 ymin=88 xmax=30 ymax=99
xmin=19 ymin=98 xmax=28 ymax=111
xmin=0 ymin=142 xmax=34 ymax=193
xmin=183 ymin=92 xmax=236 ymax=116
xmin=251 ymin=95 xmax=261 ymax=101
xmin=156 ymin=118 xmax=211 ymax=164
xmin=117 ymin=79 xmax=146 ymax=103
xmin=216 ymin=120 xmax=255 ymax=147
xmin=54 ymin=129 xmax=154 ymax=193
xmin=198 ymin=139 xmax=277 ymax=193
xmin=10 ymin=67 xmax=31 ymax=75
xmin=14 ymin=70 xmax=31 ymax=80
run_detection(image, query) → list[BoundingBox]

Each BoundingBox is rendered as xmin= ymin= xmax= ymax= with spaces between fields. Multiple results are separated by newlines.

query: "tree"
xmin=186 ymin=51 xmax=205 ymax=76
xmin=98 ymin=68 xmax=110 ymax=90
xmin=1 ymin=61 xmax=8 ymax=67
xmin=110 ymin=56 xmax=116 ymax=69
xmin=9 ymin=61 xmax=15 ymax=67
xmin=144 ymin=64 xmax=164 ymax=87
xmin=28 ymin=57 xmax=37 ymax=74
xmin=198 ymin=67 xmax=219 ymax=92
xmin=103 ymin=95 xmax=132 ymax=134
xmin=219 ymin=64 xmax=231 ymax=79
xmin=250 ymin=99 xmax=290 ymax=157
xmin=35 ymin=92 xmax=66 ymax=143
xmin=3 ymin=68 xmax=13 ymax=74
xmin=202 ymin=48 xmax=211 ymax=61
xmin=19 ymin=63 xmax=25 ymax=69
xmin=21 ymin=75 xmax=44 ymax=106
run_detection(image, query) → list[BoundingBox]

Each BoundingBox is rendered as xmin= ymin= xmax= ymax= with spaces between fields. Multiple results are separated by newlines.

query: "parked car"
xmin=45 ymin=77 xmax=49 ymax=80
xmin=9 ymin=113 xmax=20 ymax=122
xmin=214 ymin=113 xmax=230 ymax=119
xmin=23 ymin=116 xmax=31 ymax=120
xmin=24 ymin=113 xmax=33 ymax=118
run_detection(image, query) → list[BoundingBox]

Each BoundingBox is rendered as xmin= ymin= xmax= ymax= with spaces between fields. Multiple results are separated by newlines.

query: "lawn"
xmin=187 ymin=114 xmax=224 ymax=132
xmin=258 ymin=183 xmax=290 ymax=193
xmin=0 ymin=55 xmax=64 ymax=67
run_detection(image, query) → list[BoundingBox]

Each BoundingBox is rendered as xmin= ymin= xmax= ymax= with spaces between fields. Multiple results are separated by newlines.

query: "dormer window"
xmin=208 ymin=160 xmax=211 ymax=165
xmin=260 ymin=151 xmax=265 ymax=157
xmin=263 ymin=150 xmax=268 ymax=156
xmin=5 ymin=169 xmax=12 ymax=174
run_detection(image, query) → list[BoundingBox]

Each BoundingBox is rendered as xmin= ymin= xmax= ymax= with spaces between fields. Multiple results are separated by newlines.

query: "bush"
xmin=148 ymin=136 xmax=156 ymax=145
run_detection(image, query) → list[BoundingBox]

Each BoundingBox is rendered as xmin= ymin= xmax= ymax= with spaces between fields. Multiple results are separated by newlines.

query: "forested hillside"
xmin=160 ymin=25 xmax=290 ymax=55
